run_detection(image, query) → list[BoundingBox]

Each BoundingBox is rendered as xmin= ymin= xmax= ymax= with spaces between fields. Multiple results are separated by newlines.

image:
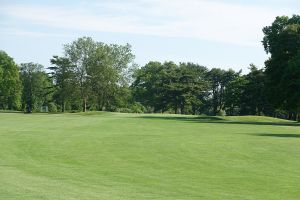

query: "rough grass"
xmin=0 ymin=112 xmax=300 ymax=199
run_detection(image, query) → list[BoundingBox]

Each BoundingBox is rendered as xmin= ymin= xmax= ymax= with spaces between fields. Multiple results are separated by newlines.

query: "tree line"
xmin=0 ymin=15 xmax=299 ymax=120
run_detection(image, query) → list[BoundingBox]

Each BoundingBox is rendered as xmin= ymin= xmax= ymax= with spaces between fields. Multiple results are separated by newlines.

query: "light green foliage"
xmin=0 ymin=112 xmax=300 ymax=199
xmin=0 ymin=50 xmax=21 ymax=110
xmin=63 ymin=37 xmax=135 ymax=112
xmin=64 ymin=37 xmax=97 ymax=112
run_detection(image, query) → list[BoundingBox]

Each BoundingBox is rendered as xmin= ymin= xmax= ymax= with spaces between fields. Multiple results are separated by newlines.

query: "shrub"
xmin=48 ymin=102 xmax=58 ymax=113
xmin=130 ymin=102 xmax=145 ymax=113
xmin=216 ymin=110 xmax=226 ymax=116
xmin=116 ymin=108 xmax=133 ymax=113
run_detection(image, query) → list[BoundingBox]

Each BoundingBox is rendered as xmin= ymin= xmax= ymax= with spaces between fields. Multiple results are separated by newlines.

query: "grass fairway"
xmin=0 ymin=112 xmax=300 ymax=200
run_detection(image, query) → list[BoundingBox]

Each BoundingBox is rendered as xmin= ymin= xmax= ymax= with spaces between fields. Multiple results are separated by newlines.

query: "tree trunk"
xmin=98 ymin=99 xmax=102 ymax=111
xmin=83 ymin=97 xmax=87 ymax=112
xmin=192 ymin=106 xmax=196 ymax=115
xmin=61 ymin=100 xmax=65 ymax=112
xmin=180 ymin=105 xmax=185 ymax=115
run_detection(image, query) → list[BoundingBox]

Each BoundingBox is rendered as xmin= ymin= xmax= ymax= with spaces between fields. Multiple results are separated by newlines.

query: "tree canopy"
xmin=263 ymin=15 xmax=300 ymax=119
xmin=0 ymin=50 xmax=21 ymax=110
xmin=0 ymin=15 xmax=299 ymax=121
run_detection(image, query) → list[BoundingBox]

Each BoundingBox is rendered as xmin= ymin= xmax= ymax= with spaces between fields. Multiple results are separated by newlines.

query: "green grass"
xmin=0 ymin=112 xmax=300 ymax=200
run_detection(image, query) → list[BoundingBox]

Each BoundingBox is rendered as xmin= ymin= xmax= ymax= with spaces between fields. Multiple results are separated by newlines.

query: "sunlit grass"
xmin=0 ymin=112 xmax=300 ymax=199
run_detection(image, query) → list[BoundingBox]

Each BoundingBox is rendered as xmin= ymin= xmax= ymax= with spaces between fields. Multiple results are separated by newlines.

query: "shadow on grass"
xmin=208 ymin=121 xmax=300 ymax=127
xmin=252 ymin=133 xmax=300 ymax=138
xmin=0 ymin=110 xmax=23 ymax=114
xmin=139 ymin=115 xmax=224 ymax=121
xmin=138 ymin=115 xmax=300 ymax=127
xmin=0 ymin=110 xmax=107 ymax=115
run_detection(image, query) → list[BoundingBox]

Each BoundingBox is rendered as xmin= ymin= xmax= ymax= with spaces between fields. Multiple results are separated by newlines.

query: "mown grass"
xmin=0 ymin=112 xmax=300 ymax=199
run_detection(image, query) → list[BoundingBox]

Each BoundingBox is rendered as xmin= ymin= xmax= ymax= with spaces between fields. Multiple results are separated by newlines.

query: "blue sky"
xmin=0 ymin=0 xmax=299 ymax=73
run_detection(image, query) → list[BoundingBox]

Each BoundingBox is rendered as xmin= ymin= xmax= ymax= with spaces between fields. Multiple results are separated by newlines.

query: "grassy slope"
xmin=0 ymin=112 xmax=300 ymax=200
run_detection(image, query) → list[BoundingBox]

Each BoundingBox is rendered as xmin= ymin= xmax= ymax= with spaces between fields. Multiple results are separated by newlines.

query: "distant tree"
xmin=132 ymin=61 xmax=166 ymax=112
xmin=160 ymin=61 xmax=180 ymax=113
xmin=113 ymin=85 xmax=133 ymax=110
xmin=208 ymin=68 xmax=239 ymax=115
xmin=239 ymin=65 xmax=272 ymax=115
xmin=224 ymin=75 xmax=247 ymax=116
xmin=88 ymin=43 xmax=135 ymax=110
xmin=49 ymin=56 xmax=77 ymax=112
xmin=109 ymin=43 xmax=135 ymax=86
xmin=64 ymin=37 xmax=97 ymax=112
xmin=174 ymin=63 xmax=209 ymax=114
xmin=0 ymin=50 xmax=21 ymax=110
xmin=132 ymin=61 xmax=209 ymax=114
xmin=64 ymin=37 xmax=135 ymax=111
xmin=20 ymin=63 xmax=52 ymax=113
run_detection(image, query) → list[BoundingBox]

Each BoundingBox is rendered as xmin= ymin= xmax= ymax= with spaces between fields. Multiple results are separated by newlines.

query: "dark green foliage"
xmin=132 ymin=62 xmax=275 ymax=116
xmin=20 ymin=63 xmax=52 ymax=113
xmin=283 ymin=51 xmax=300 ymax=114
xmin=207 ymin=68 xmax=240 ymax=115
xmin=49 ymin=56 xmax=76 ymax=112
xmin=132 ymin=61 xmax=166 ymax=112
xmin=132 ymin=61 xmax=209 ymax=114
xmin=241 ymin=65 xmax=272 ymax=115
xmin=263 ymin=15 xmax=300 ymax=120
xmin=224 ymin=75 xmax=248 ymax=116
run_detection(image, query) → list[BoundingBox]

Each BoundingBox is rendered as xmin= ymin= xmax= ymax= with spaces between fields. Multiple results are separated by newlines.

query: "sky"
xmin=0 ymin=0 xmax=299 ymax=73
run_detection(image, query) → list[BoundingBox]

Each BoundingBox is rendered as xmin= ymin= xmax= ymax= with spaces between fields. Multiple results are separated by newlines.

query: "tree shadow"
xmin=139 ymin=115 xmax=224 ymax=122
xmin=0 ymin=110 xmax=22 ymax=114
xmin=251 ymin=133 xmax=300 ymax=138
xmin=206 ymin=121 xmax=300 ymax=127
xmin=137 ymin=115 xmax=300 ymax=127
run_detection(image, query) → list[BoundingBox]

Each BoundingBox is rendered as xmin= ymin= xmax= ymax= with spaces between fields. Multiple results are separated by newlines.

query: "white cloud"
xmin=0 ymin=0 xmax=296 ymax=46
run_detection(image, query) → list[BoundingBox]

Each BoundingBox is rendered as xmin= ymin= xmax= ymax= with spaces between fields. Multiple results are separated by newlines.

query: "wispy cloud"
xmin=0 ymin=28 xmax=73 ymax=38
xmin=0 ymin=0 xmax=297 ymax=46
